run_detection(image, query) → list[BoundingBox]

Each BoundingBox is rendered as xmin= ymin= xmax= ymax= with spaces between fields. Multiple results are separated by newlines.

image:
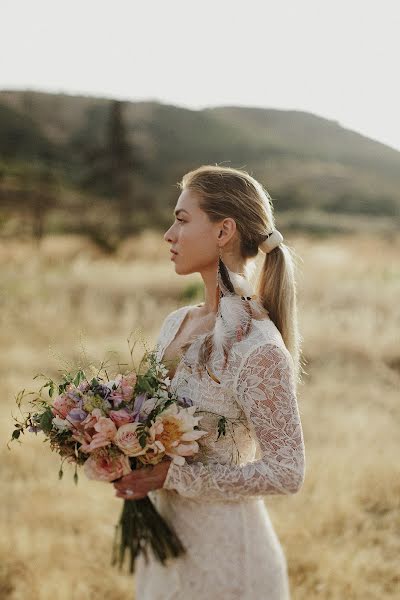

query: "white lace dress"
xmin=134 ymin=305 xmax=306 ymax=600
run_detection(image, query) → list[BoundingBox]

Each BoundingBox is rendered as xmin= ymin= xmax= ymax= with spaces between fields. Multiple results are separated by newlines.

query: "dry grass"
xmin=1 ymin=231 xmax=399 ymax=599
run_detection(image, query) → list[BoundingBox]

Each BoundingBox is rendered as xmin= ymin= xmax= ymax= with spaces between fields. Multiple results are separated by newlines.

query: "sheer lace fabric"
xmin=134 ymin=305 xmax=306 ymax=599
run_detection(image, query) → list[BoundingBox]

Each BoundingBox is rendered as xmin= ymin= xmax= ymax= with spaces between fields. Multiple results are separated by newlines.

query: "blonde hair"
xmin=177 ymin=164 xmax=305 ymax=384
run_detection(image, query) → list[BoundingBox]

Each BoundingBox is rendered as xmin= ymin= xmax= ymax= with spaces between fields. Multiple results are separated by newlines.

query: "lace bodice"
xmin=154 ymin=305 xmax=306 ymax=503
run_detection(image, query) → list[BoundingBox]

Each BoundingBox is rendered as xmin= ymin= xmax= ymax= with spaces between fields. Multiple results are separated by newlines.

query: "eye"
xmin=176 ymin=218 xmax=184 ymax=223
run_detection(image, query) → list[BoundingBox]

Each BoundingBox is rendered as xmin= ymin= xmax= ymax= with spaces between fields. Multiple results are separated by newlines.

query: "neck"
xmin=199 ymin=256 xmax=246 ymax=315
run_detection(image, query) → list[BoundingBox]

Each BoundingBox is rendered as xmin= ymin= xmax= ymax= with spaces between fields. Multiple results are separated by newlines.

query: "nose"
xmin=164 ymin=225 xmax=175 ymax=243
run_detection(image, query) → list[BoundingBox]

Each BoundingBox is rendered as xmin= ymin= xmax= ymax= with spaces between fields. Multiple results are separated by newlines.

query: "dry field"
xmin=1 ymin=230 xmax=399 ymax=599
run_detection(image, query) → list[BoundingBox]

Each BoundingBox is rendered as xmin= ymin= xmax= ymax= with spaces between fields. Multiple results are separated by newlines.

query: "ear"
xmin=217 ymin=218 xmax=237 ymax=246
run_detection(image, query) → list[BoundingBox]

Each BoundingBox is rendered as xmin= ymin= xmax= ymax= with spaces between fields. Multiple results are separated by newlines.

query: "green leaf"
xmin=12 ymin=429 xmax=21 ymax=440
xmin=58 ymin=468 xmax=63 ymax=480
xmin=141 ymin=379 xmax=153 ymax=393
xmin=40 ymin=408 xmax=54 ymax=434
xmin=73 ymin=370 xmax=85 ymax=387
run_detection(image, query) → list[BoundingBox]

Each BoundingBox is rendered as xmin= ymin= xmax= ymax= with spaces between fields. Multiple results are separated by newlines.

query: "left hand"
xmin=113 ymin=458 xmax=172 ymax=500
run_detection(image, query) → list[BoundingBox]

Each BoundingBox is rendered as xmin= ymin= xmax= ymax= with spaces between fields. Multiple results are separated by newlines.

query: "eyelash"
xmin=176 ymin=218 xmax=184 ymax=223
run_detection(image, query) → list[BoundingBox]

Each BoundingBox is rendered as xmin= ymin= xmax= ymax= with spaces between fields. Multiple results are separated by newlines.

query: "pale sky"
xmin=2 ymin=0 xmax=400 ymax=151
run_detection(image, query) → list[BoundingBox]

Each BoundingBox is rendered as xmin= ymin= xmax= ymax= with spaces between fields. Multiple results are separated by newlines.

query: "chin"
xmin=173 ymin=262 xmax=195 ymax=276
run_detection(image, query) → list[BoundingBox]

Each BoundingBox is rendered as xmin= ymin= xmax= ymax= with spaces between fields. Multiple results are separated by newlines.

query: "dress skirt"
xmin=134 ymin=489 xmax=290 ymax=600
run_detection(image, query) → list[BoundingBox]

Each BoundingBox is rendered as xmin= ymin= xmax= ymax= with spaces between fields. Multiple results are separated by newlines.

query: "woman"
xmin=113 ymin=165 xmax=306 ymax=599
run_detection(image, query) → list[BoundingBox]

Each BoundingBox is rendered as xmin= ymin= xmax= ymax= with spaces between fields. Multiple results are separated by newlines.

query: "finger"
xmin=115 ymin=490 xmax=144 ymax=500
xmin=116 ymin=492 xmax=128 ymax=499
xmin=113 ymin=478 xmax=134 ymax=490
xmin=116 ymin=489 xmax=136 ymax=497
xmin=115 ymin=487 xmax=138 ymax=497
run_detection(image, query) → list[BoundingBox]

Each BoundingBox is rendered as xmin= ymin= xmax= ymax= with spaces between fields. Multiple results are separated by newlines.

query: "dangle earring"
xmin=213 ymin=245 xmax=254 ymax=367
xmin=217 ymin=245 xmax=256 ymax=300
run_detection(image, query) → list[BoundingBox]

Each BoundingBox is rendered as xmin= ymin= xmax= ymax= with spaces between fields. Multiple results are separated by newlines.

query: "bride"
xmin=113 ymin=165 xmax=306 ymax=599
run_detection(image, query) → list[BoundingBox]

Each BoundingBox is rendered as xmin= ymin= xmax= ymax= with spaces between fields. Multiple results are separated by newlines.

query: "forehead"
xmin=174 ymin=189 xmax=202 ymax=215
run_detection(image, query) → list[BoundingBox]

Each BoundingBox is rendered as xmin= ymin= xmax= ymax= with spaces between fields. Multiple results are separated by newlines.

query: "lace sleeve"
xmin=162 ymin=343 xmax=306 ymax=501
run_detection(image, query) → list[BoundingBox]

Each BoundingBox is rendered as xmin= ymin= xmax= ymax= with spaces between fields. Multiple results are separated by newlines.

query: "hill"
xmin=0 ymin=89 xmax=399 ymax=237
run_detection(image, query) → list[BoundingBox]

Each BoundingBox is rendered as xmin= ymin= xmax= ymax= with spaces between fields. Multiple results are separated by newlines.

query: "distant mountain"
xmin=0 ymin=89 xmax=399 ymax=225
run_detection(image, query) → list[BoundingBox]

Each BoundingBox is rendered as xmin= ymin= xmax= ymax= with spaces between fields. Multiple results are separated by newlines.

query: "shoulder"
xmin=160 ymin=304 xmax=192 ymax=327
xmin=156 ymin=304 xmax=193 ymax=344
xmin=243 ymin=317 xmax=287 ymax=354
xmin=233 ymin=318 xmax=293 ymax=375
xmin=160 ymin=302 xmax=205 ymax=324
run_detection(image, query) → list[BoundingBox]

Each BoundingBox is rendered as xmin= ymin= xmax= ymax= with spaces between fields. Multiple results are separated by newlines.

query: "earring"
xmin=217 ymin=246 xmax=235 ymax=297
xmin=213 ymin=245 xmax=254 ymax=367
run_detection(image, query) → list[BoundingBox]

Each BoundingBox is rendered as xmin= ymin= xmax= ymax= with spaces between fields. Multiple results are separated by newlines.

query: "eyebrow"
xmin=174 ymin=208 xmax=190 ymax=216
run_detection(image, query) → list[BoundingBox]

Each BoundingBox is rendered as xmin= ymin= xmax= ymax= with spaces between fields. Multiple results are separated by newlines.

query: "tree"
xmin=0 ymin=162 xmax=59 ymax=242
xmin=77 ymin=100 xmax=143 ymax=238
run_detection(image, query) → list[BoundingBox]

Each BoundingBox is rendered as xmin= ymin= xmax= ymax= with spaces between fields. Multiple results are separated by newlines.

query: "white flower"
xmin=150 ymin=403 xmax=208 ymax=464
xmin=52 ymin=416 xmax=71 ymax=432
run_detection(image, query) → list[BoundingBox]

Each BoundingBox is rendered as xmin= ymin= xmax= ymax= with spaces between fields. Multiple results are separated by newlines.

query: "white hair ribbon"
xmin=259 ymin=229 xmax=284 ymax=253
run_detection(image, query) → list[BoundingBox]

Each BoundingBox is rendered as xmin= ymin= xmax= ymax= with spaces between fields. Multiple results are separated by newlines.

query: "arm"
xmin=162 ymin=343 xmax=306 ymax=501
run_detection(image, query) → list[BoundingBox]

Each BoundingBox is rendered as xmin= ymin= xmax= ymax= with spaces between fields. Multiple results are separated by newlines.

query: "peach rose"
xmin=109 ymin=408 xmax=135 ymax=428
xmin=83 ymin=451 xmax=131 ymax=482
xmin=114 ymin=422 xmax=149 ymax=457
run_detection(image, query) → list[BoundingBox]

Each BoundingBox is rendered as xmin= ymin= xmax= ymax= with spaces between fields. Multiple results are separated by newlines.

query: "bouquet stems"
xmin=111 ymin=496 xmax=187 ymax=574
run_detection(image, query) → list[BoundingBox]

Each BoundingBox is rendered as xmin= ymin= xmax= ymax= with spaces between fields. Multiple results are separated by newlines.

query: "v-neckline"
xmin=159 ymin=302 xmax=274 ymax=383
xmin=160 ymin=305 xmax=200 ymax=382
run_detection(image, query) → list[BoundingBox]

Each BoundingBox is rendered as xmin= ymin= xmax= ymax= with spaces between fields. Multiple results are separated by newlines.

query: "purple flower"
xmin=65 ymin=389 xmax=82 ymax=403
xmin=93 ymin=383 xmax=112 ymax=401
xmin=179 ymin=396 xmax=193 ymax=408
xmin=132 ymin=392 xmax=147 ymax=422
xmin=67 ymin=408 xmax=88 ymax=423
xmin=28 ymin=425 xmax=42 ymax=434
xmin=77 ymin=381 xmax=90 ymax=393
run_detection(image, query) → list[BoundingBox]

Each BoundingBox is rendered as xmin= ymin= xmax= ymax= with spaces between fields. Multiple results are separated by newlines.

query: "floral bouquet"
xmin=8 ymin=341 xmax=208 ymax=574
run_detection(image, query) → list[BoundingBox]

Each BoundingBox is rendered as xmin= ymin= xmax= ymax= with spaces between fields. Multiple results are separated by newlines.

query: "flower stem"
xmin=111 ymin=496 xmax=187 ymax=574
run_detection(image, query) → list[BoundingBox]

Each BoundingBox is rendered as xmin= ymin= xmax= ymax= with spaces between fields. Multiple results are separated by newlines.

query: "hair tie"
xmin=259 ymin=229 xmax=284 ymax=254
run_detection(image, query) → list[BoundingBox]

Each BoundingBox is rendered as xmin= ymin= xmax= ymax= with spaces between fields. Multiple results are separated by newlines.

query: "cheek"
xmin=187 ymin=231 xmax=217 ymax=268
xmin=183 ymin=225 xmax=214 ymax=252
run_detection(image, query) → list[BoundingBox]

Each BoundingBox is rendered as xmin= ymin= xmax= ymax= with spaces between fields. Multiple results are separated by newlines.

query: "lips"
xmin=170 ymin=249 xmax=178 ymax=255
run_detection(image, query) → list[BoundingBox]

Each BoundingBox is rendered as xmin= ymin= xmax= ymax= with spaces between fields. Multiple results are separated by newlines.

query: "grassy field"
xmin=1 ymin=230 xmax=399 ymax=599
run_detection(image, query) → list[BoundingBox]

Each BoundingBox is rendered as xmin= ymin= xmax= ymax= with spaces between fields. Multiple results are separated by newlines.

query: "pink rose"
xmin=83 ymin=451 xmax=131 ymax=482
xmin=94 ymin=416 xmax=117 ymax=439
xmin=80 ymin=416 xmax=117 ymax=453
xmin=111 ymin=372 xmax=137 ymax=404
xmin=81 ymin=408 xmax=102 ymax=432
xmin=109 ymin=391 xmax=125 ymax=408
xmin=109 ymin=408 xmax=135 ymax=428
xmin=122 ymin=372 xmax=137 ymax=387
xmin=52 ymin=394 xmax=77 ymax=418
xmin=115 ymin=422 xmax=148 ymax=457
